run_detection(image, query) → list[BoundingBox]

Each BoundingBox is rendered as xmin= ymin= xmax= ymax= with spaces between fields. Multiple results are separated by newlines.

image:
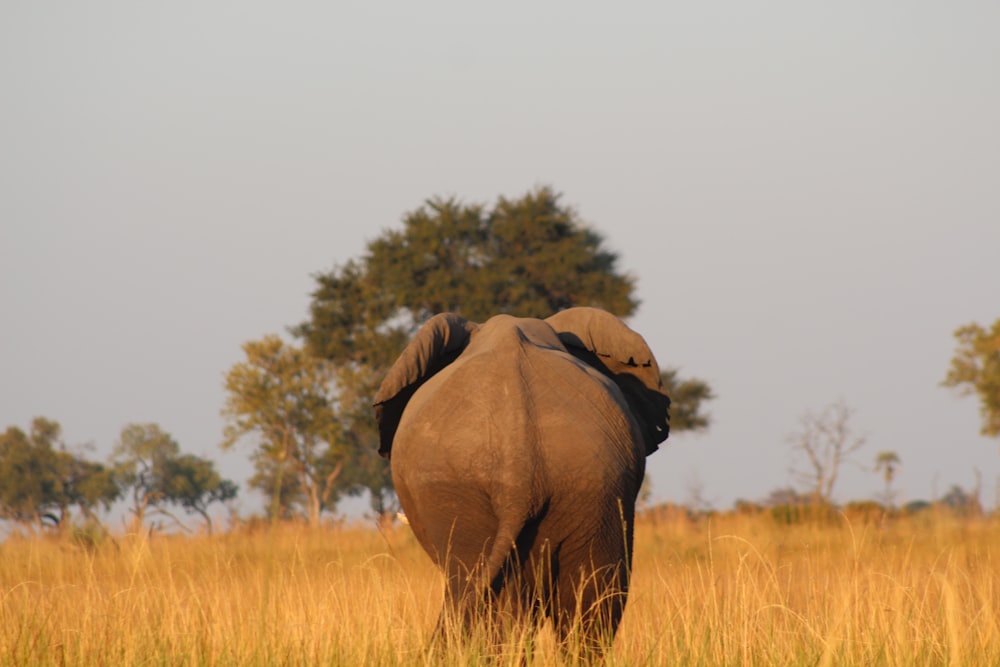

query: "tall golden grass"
xmin=2 ymin=510 xmax=998 ymax=666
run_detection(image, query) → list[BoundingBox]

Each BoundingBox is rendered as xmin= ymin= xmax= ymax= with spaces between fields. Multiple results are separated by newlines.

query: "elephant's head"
xmin=544 ymin=307 xmax=670 ymax=455
xmin=373 ymin=308 xmax=670 ymax=459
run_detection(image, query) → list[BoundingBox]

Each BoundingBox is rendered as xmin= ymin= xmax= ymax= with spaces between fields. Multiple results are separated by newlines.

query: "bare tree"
xmin=788 ymin=399 xmax=867 ymax=504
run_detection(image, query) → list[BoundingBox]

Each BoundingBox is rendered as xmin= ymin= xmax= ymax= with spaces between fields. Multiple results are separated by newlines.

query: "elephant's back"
xmin=394 ymin=343 xmax=643 ymax=485
xmin=393 ymin=346 xmax=527 ymax=458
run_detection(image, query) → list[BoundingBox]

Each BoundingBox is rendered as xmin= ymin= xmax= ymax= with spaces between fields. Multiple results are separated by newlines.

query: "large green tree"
xmin=943 ymin=318 xmax=1000 ymax=439
xmin=294 ymin=187 xmax=714 ymax=514
xmin=298 ymin=187 xmax=637 ymax=365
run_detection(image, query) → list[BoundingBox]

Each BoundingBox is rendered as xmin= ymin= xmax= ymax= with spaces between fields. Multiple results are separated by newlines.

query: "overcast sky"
xmin=2 ymin=2 xmax=998 ymax=521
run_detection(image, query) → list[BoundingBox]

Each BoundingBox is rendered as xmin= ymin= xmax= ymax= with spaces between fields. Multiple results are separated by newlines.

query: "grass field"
xmin=2 ymin=510 xmax=998 ymax=666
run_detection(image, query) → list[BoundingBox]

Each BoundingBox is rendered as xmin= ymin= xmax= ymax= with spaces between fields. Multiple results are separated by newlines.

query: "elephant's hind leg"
xmin=433 ymin=515 xmax=528 ymax=642
xmin=552 ymin=560 xmax=628 ymax=659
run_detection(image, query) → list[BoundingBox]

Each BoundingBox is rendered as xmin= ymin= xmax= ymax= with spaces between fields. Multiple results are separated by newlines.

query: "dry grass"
xmin=2 ymin=511 xmax=998 ymax=666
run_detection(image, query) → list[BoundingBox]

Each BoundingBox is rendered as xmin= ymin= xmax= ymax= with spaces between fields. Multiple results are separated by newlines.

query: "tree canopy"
xmin=0 ymin=418 xmax=118 ymax=530
xmin=296 ymin=187 xmax=638 ymax=366
xmin=287 ymin=187 xmax=714 ymax=516
xmin=221 ymin=335 xmax=350 ymax=527
xmin=942 ymin=318 xmax=1000 ymax=439
xmin=112 ymin=422 xmax=236 ymax=532
xmin=660 ymin=369 xmax=714 ymax=433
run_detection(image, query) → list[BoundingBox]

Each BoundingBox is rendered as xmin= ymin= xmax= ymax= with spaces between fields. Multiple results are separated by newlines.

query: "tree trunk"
xmin=195 ymin=506 xmax=213 ymax=535
xmin=305 ymin=471 xmax=321 ymax=529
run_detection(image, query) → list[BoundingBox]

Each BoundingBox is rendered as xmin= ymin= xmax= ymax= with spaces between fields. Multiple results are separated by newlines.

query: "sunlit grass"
xmin=2 ymin=511 xmax=998 ymax=665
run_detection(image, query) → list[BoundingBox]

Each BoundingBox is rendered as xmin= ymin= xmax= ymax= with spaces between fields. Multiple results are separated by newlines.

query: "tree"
xmin=873 ymin=450 xmax=901 ymax=508
xmin=113 ymin=423 xmax=236 ymax=532
xmin=0 ymin=421 xmax=64 ymax=529
xmin=942 ymin=318 xmax=1000 ymax=440
xmin=159 ymin=454 xmax=238 ymax=533
xmin=0 ymin=418 xmax=119 ymax=531
xmin=762 ymin=486 xmax=813 ymax=507
xmin=939 ymin=483 xmax=981 ymax=516
xmin=221 ymin=335 xmax=349 ymax=527
xmin=54 ymin=449 xmax=119 ymax=527
xmin=296 ymin=188 xmax=640 ymax=381
xmin=247 ymin=455 xmax=305 ymax=521
xmin=113 ymin=422 xmax=180 ymax=526
xmin=787 ymin=400 xmax=866 ymax=504
xmin=660 ymin=369 xmax=714 ymax=433
xmin=295 ymin=187 xmax=714 ymax=513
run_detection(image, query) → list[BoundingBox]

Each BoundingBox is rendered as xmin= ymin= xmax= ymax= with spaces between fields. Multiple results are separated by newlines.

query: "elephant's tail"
xmin=482 ymin=517 xmax=526 ymax=597
xmin=483 ymin=504 xmax=553 ymax=606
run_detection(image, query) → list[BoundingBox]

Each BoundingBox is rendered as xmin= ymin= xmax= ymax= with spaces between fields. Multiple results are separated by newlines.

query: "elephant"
xmin=373 ymin=307 xmax=670 ymax=653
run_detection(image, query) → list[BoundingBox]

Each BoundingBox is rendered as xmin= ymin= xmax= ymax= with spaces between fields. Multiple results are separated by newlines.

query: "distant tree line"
xmin=8 ymin=188 xmax=996 ymax=533
xmin=2 ymin=187 xmax=716 ymax=534
xmin=211 ymin=188 xmax=1000 ymax=524
xmin=0 ymin=418 xmax=235 ymax=535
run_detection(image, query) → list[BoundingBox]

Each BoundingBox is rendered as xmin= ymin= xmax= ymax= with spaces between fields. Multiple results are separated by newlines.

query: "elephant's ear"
xmin=546 ymin=307 xmax=670 ymax=455
xmin=373 ymin=313 xmax=478 ymax=459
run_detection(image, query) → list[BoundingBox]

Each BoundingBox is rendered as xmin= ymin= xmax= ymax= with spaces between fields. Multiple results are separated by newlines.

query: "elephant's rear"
xmin=375 ymin=310 xmax=666 ymax=654
xmin=389 ymin=351 xmax=544 ymax=593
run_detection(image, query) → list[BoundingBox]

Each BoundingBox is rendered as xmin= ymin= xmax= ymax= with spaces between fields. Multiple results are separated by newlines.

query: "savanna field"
xmin=2 ymin=510 xmax=998 ymax=666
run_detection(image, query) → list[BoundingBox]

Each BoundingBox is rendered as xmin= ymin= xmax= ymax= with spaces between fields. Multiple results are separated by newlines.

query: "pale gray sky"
xmin=2 ymin=2 xmax=998 ymax=519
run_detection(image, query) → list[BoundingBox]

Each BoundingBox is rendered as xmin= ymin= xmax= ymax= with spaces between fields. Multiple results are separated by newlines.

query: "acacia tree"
xmin=788 ymin=400 xmax=867 ymax=504
xmin=113 ymin=423 xmax=236 ymax=533
xmin=295 ymin=187 xmax=714 ymax=516
xmin=221 ymin=335 xmax=349 ymax=527
xmin=159 ymin=454 xmax=238 ymax=533
xmin=113 ymin=423 xmax=180 ymax=528
xmin=942 ymin=318 xmax=1000 ymax=441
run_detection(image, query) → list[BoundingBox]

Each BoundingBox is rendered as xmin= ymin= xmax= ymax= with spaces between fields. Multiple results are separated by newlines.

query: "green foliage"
xmin=58 ymin=450 xmax=119 ymax=522
xmin=768 ymin=501 xmax=839 ymax=525
xmin=297 ymin=187 xmax=638 ymax=367
xmin=0 ymin=418 xmax=119 ymax=530
xmin=293 ymin=186 xmax=713 ymax=514
xmin=732 ymin=499 xmax=763 ymax=515
xmin=660 ymin=369 xmax=714 ymax=433
xmin=246 ymin=457 xmax=304 ymax=521
xmin=160 ymin=454 xmax=238 ymax=531
xmin=942 ymin=318 xmax=1000 ymax=438
xmin=113 ymin=422 xmax=236 ymax=531
xmin=0 ymin=422 xmax=62 ymax=526
xmin=902 ymin=500 xmax=932 ymax=515
xmin=842 ymin=500 xmax=887 ymax=523
xmin=221 ymin=335 xmax=349 ymax=526
xmin=938 ymin=484 xmax=982 ymax=516
xmin=112 ymin=422 xmax=180 ymax=519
